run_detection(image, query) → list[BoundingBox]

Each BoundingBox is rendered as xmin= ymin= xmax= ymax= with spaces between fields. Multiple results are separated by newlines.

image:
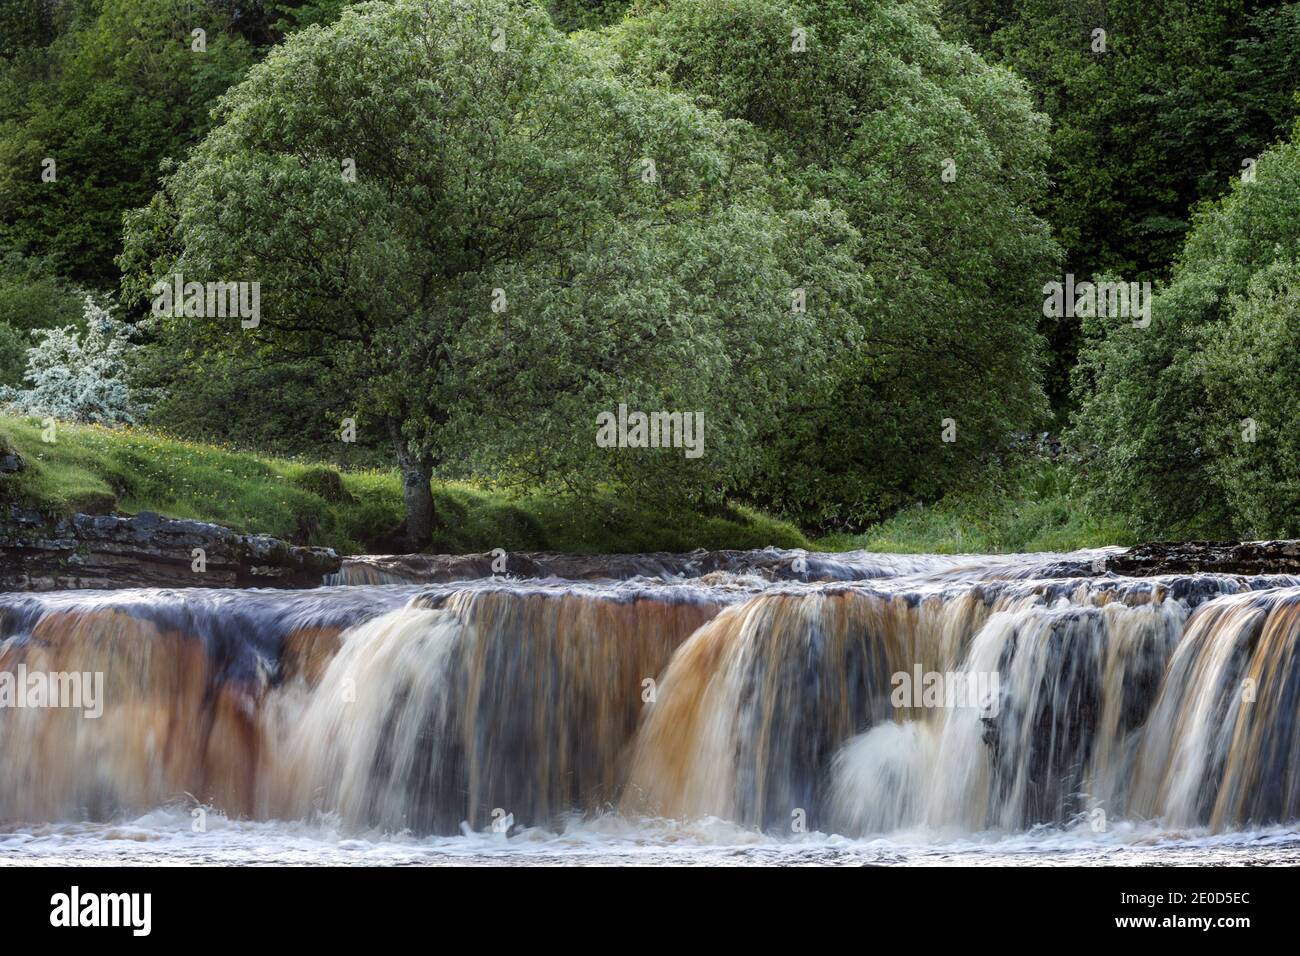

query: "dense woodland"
xmin=1 ymin=0 xmax=1298 ymax=550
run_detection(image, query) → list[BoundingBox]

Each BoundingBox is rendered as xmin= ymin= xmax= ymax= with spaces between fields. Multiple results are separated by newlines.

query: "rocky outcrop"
xmin=0 ymin=506 xmax=339 ymax=591
xmin=1105 ymin=539 xmax=1300 ymax=577
xmin=6 ymin=499 xmax=1299 ymax=592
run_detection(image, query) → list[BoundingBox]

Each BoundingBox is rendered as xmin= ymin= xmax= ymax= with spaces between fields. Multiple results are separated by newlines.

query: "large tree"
xmin=121 ymin=0 xmax=863 ymax=547
xmin=592 ymin=0 xmax=1060 ymax=531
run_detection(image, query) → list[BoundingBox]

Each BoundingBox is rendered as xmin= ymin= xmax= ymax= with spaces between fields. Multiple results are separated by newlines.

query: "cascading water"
xmin=2 ymin=552 xmax=1299 ymax=863
xmin=262 ymin=587 xmax=721 ymax=832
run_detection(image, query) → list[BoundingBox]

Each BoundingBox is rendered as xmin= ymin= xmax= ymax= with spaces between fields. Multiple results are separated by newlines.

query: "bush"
xmin=546 ymin=0 xmax=630 ymax=31
xmin=0 ymin=322 xmax=25 ymax=388
xmin=1070 ymin=132 xmax=1300 ymax=538
xmin=1198 ymin=260 xmax=1300 ymax=536
xmin=293 ymin=466 xmax=355 ymax=504
xmin=0 ymin=295 xmax=151 ymax=425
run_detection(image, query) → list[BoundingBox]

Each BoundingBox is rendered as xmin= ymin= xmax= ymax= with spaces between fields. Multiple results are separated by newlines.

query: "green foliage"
xmin=1198 ymin=261 xmax=1300 ymax=535
xmin=0 ymin=413 xmax=808 ymax=553
xmin=293 ymin=465 xmax=354 ymax=503
xmin=137 ymin=348 xmax=384 ymax=465
xmin=0 ymin=0 xmax=61 ymax=58
xmin=1070 ymin=131 xmax=1300 ymax=538
xmin=942 ymin=0 xmax=1300 ymax=408
xmin=422 ymin=487 xmax=809 ymax=552
xmin=123 ymin=0 xmax=863 ymax=538
xmin=546 ymin=0 xmax=630 ymax=31
xmin=0 ymin=322 xmax=26 ymax=388
xmin=6 ymin=0 xmax=1295 ymax=552
xmin=256 ymin=0 xmax=358 ymax=37
xmin=594 ymin=0 xmax=1059 ymax=531
xmin=0 ymin=0 xmax=258 ymax=286
xmin=0 ymin=251 xmax=85 ymax=335
xmin=820 ymin=456 xmax=1135 ymax=554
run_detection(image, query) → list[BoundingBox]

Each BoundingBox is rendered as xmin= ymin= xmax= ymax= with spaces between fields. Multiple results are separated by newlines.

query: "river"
xmin=2 ymin=548 xmax=1297 ymax=865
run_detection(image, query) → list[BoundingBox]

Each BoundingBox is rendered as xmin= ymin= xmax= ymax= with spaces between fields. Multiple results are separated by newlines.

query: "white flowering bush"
xmin=0 ymin=295 xmax=150 ymax=425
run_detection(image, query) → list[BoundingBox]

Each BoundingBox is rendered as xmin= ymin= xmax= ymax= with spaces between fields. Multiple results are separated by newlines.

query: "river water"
xmin=2 ymin=548 xmax=1298 ymax=866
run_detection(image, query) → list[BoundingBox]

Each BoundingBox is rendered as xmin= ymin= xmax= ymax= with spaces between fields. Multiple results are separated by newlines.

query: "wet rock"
xmin=330 ymin=548 xmax=878 ymax=585
xmin=1106 ymin=540 xmax=1300 ymax=576
xmin=0 ymin=506 xmax=339 ymax=591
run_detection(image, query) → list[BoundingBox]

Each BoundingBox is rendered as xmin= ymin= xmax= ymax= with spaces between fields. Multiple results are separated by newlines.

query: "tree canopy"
xmin=1070 ymin=125 xmax=1300 ymax=538
xmin=5 ymin=0 xmax=1291 ymax=547
xmin=121 ymin=0 xmax=865 ymax=544
xmin=943 ymin=0 xmax=1300 ymax=408
xmin=590 ymin=0 xmax=1060 ymax=530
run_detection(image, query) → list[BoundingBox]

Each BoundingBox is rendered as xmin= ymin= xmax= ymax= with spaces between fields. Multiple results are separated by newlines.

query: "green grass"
xmin=0 ymin=414 xmax=809 ymax=555
xmin=818 ymin=458 xmax=1138 ymax=554
xmin=0 ymin=414 xmax=1134 ymax=558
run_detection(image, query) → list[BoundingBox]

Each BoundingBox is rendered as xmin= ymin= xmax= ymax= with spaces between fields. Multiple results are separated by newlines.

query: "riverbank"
xmin=817 ymin=458 xmax=1137 ymax=554
xmin=1 ymin=414 xmax=1143 ymax=560
xmin=0 ymin=415 xmax=808 ymax=556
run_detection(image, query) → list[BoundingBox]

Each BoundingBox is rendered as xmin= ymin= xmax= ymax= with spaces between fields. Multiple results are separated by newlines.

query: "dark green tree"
xmin=0 ymin=1 xmax=262 ymax=287
xmin=121 ymin=0 xmax=864 ymax=546
xmin=1071 ymin=125 xmax=1300 ymax=537
xmin=594 ymin=0 xmax=1060 ymax=531
xmin=942 ymin=0 xmax=1300 ymax=408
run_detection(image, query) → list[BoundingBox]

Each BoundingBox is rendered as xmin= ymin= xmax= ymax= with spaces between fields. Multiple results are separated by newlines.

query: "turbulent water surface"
xmin=2 ymin=547 xmax=1298 ymax=866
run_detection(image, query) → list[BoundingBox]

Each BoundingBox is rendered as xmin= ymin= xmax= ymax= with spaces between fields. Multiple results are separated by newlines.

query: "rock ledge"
xmin=0 ymin=506 xmax=339 ymax=591
xmin=1105 ymin=540 xmax=1300 ymax=577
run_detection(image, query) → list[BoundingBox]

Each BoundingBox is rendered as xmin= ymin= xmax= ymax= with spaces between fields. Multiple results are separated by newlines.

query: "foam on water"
xmin=2 ymin=806 xmax=1297 ymax=866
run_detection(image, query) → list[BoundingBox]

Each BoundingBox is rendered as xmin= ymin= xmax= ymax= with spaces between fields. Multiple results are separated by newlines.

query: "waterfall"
xmin=0 ymin=584 xmax=719 ymax=831
xmin=1 ymin=561 xmax=1298 ymax=840
xmin=823 ymin=595 xmax=1186 ymax=834
xmin=1127 ymin=589 xmax=1300 ymax=828
xmin=260 ymin=587 xmax=720 ymax=831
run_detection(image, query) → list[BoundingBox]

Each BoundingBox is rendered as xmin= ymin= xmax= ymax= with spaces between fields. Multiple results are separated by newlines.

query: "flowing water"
xmin=2 ymin=548 xmax=1299 ymax=865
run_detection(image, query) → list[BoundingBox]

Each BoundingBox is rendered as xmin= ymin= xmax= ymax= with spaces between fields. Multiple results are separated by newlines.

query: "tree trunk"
xmin=391 ymin=427 xmax=435 ymax=552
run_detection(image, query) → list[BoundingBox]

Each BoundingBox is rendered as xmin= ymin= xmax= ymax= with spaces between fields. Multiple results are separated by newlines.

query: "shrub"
xmin=1070 ymin=133 xmax=1300 ymax=538
xmin=0 ymin=295 xmax=152 ymax=425
xmin=293 ymin=466 xmax=355 ymax=504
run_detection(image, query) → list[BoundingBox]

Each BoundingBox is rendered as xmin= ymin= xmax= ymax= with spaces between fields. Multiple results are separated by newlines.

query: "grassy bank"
xmin=818 ymin=459 xmax=1136 ymax=554
xmin=0 ymin=415 xmax=1132 ymax=557
xmin=0 ymin=415 xmax=809 ymax=555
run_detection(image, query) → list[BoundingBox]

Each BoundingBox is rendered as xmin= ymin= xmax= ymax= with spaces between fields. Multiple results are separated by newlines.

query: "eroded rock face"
xmin=0 ymin=507 xmax=339 ymax=591
xmin=1106 ymin=540 xmax=1300 ymax=577
xmin=7 ymin=500 xmax=1300 ymax=593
